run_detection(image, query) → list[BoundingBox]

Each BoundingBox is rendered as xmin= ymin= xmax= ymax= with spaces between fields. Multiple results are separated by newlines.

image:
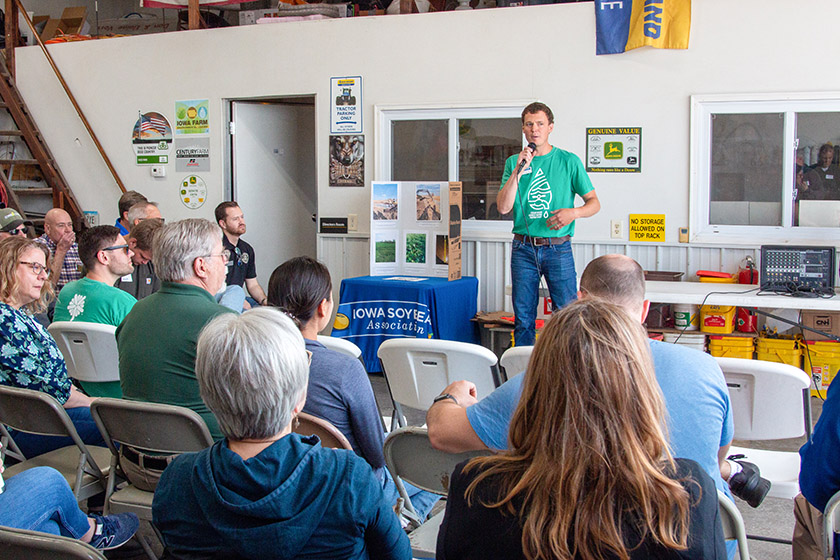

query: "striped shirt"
xmin=35 ymin=233 xmax=83 ymax=291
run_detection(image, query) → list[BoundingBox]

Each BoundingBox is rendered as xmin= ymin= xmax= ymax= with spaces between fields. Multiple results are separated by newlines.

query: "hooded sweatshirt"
xmin=152 ymin=434 xmax=410 ymax=560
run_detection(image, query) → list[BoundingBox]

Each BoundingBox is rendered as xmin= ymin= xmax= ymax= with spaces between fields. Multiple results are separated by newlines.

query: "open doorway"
xmin=228 ymin=96 xmax=317 ymax=290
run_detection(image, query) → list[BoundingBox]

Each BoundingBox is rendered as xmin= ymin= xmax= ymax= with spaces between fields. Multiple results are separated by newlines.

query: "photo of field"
xmin=416 ymin=184 xmax=441 ymax=221
xmin=405 ymin=233 xmax=426 ymax=264
xmin=375 ymin=233 xmax=397 ymax=263
xmin=435 ymin=235 xmax=448 ymax=265
xmin=373 ymin=183 xmax=399 ymax=221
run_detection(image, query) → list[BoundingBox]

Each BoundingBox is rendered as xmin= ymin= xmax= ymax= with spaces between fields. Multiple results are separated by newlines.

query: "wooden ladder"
xmin=0 ymin=53 xmax=82 ymax=225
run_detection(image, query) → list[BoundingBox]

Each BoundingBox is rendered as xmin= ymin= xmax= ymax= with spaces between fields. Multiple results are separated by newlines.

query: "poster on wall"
xmin=585 ymin=127 xmax=641 ymax=173
xmin=132 ymin=111 xmax=172 ymax=165
xmin=175 ymin=99 xmax=210 ymax=135
xmin=330 ymin=76 xmax=362 ymax=134
xmin=370 ymin=181 xmax=461 ymax=278
xmin=329 ymin=135 xmax=364 ymax=187
xmin=179 ymin=175 xmax=207 ymax=209
xmin=175 ymin=137 xmax=210 ymax=172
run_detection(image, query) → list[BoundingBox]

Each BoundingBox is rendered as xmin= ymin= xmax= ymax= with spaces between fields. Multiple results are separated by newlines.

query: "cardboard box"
xmin=448 ymin=181 xmax=462 ymax=281
xmin=802 ymin=311 xmax=840 ymax=341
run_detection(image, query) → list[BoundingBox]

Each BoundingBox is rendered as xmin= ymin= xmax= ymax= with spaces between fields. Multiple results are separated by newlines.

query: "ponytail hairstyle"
xmin=267 ymin=256 xmax=332 ymax=330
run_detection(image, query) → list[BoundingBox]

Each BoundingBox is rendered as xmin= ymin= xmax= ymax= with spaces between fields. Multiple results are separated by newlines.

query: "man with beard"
xmin=215 ymin=202 xmax=267 ymax=308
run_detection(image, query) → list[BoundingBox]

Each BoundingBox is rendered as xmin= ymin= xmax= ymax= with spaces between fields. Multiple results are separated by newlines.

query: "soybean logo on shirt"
xmin=526 ymin=168 xmax=553 ymax=220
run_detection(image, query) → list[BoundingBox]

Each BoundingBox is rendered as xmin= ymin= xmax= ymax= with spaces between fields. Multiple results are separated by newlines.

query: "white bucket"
xmin=663 ymin=332 xmax=706 ymax=353
xmin=673 ymin=303 xmax=699 ymax=331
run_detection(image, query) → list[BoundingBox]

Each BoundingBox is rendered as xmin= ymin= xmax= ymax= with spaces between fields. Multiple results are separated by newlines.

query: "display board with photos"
xmin=370 ymin=181 xmax=462 ymax=280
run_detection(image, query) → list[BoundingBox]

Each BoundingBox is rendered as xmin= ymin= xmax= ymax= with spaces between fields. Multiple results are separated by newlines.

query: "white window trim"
xmin=691 ymin=92 xmax=840 ymax=245
xmin=375 ymin=102 xmax=527 ymax=235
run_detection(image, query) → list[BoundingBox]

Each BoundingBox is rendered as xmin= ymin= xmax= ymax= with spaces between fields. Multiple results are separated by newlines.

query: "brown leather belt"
xmin=513 ymin=233 xmax=570 ymax=246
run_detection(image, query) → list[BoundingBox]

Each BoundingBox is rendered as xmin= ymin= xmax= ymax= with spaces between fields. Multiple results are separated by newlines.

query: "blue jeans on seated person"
xmin=378 ymin=466 xmax=440 ymax=521
xmin=511 ymin=239 xmax=577 ymax=346
xmin=0 ymin=466 xmax=91 ymax=538
xmin=7 ymin=406 xmax=106 ymax=459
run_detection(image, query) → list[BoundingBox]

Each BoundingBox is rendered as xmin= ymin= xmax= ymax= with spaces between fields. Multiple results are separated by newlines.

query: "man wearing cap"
xmin=35 ymin=208 xmax=83 ymax=293
xmin=215 ymin=202 xmax=267 ymax=308
xmin=0 ymin=208 xmax=27 ymax=238
xmin=54 ymin=226 xmax=137 ymax=398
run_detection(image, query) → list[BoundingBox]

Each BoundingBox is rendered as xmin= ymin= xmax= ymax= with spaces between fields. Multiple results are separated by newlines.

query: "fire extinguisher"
xmin=739 ymin=256 xmax=758 ymax=285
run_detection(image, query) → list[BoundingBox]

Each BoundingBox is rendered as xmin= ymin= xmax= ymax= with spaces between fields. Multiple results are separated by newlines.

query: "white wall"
xmin=13 ymin=0 xmax=840 ymax=251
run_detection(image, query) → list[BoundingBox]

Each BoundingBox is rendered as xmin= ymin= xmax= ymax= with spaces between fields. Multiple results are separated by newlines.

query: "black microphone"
xmin=515 ymin=142 xmax=537 ymax=175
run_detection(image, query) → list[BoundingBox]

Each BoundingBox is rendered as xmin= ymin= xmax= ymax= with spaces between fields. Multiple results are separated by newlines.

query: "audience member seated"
xmin=0 ymin=208 xmax=27 ymax=239
xmin=0 ymin=458 xmax=138 ymax=551
xmin=436 ymin=299 xmax=727 ymax=559
xmin=267 ymin=256 xmax=439 ymax=521
xmin=53 ymin=225 xmax=138 ymax=398
xmin=152 ymin=307 xmax=411 ymax=560
xmin=114 ymin=190 xmax=148 ymax=236
xmin=427 ymin=254 xmax=768 ymax=514
xmin=126 ymin=200 xmax=162 ymax=228
xmin=0 ymin=236 xmax=104 ymax=457
xmin=216 ymin=201 xmax=267 ymax=309
xmin=117 ymin=218 xmax=163 ymax=300
xmin=117 ymin=218 xmax=235 ymax=441
xmin=35 ymin=208 xmax=82 ymax=294
xmin=793 ymin=377 xmax=840 ymax=559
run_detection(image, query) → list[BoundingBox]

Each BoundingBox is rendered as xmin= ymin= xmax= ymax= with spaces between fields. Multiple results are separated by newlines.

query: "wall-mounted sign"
xmin=179 ymin=175 xmax=207 ymax=209
xmin=132 ymin=111 xmax=172 ymax=165
xmin=175 ymin=137 xmax=210 ymax=172
xmin=320 ymin=217 xmax=349 ymax=234
xmin=175 ymin=99 xmax=210 ymax=135
xmin=330 ymin=76 xmax=362 ymax=134
xmin=629 ymin=213 xmax=665 ymax=242
xmin=329 ymin=135 xmax=364 ymax=187
xmin=586 ymin=127 xmax=641 ymax=173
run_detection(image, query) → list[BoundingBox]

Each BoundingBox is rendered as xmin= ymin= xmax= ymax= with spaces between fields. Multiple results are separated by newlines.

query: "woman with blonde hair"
xmin=437 ymin=298 xmax=726 ymax=560
xmin=0 ymin=236 xmax=104 ymax=457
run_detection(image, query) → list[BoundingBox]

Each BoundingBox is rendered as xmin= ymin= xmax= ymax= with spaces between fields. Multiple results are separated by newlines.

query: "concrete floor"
xmin=116 ymin=376 xmax=824 ymax=560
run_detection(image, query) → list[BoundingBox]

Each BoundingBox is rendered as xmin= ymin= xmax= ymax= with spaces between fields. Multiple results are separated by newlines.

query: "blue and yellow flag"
xmin=595 ymin=0 xmax=691 ymax=55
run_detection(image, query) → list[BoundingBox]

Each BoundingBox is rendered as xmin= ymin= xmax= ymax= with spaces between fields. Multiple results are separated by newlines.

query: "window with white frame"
xmin=692 ymin=94 xmax=840 ymax=243
xmin=379 ymin=106 xmax=523 ymax=229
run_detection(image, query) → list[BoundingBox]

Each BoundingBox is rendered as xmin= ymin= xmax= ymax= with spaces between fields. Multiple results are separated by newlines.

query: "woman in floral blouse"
xmin=0 ymin=236 xmax=104 ymax=457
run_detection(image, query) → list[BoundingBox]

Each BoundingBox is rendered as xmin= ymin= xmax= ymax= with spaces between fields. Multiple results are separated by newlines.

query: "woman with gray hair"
xmin=152 ymin=307 xmax=411 ymax=560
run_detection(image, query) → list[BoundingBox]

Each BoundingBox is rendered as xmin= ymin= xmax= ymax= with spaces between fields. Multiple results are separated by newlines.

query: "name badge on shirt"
xmin=120 ymin=274 xmax=132 ymax=283
xmin=828 ymin=174 xmax=835 ymax=180
xmin=145 ymin=278 xmax=152 ymax=285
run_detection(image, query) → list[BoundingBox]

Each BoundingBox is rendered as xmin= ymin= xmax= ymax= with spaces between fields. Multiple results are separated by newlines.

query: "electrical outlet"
xmin=347 ymin=214 xmax=358 ymax=231
xmin=610 ymin=220 xmax=622 ymax=239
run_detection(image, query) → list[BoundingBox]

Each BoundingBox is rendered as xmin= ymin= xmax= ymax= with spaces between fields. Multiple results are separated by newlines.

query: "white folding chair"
xmin=716 ymin=357 xmax=811 ymax=500
xmin=316 ymin=334 xmax=362 ymax=360
xmin=384 ymin=427 xmax=491 ymax=559
xmin=499 ymin=345 xmax=533 ymax=380
xmin=824 ymin=490 xmax=840 ymax=559
xmin=378 ymin=338 xmax=502 ymax=429
xmin=718 ymin=490 xmax=751 ymax=560
xmin=48 ymin=322 xmax=119 ymax=384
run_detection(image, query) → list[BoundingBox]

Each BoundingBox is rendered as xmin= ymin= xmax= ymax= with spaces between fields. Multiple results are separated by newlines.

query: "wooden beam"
xmin=4 ymin=0 xmax=17 ymax=78
xmin=189 ymin=0 xmax=200 ymax=30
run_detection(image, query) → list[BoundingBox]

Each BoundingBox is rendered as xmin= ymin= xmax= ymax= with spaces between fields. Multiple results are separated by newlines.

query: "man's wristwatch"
xmin=433 ymin=393 xmax=458 ymax=406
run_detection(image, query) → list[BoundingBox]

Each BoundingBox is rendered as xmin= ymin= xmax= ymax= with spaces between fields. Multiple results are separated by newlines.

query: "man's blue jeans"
xmin=511 ymin=239 xmax=577 ymax=346
xmin=0 ymin=466 xmax=91 ymax=538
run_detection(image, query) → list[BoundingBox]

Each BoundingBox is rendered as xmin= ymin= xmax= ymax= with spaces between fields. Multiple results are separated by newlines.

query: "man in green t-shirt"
xmin=497 ymin=102 xmax=601 ymax=346
xmin=54 ymin=225 xmax=138 ymax=397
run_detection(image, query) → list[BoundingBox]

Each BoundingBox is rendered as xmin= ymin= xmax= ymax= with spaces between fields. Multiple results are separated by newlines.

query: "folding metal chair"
xmin=718 ymin=490 xmax=751 ymax=560
xmin=823 ymin=490 xmax=840 ymax=559
xmin=293 ymin=412 xmax=353 ymax=450
xmin=0 ymin=526 xmax=106 ymax=560
xmin=0 ymin=385 xmax=109 ymax=502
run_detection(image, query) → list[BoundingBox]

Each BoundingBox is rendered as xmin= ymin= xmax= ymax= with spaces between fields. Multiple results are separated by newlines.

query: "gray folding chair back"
xmin=47 ymin=322 xmax=120 ymax=383
xmin=717 ymin=491 xmax=750 ymax=560
xmin=294 ymin=412 xmax=353 ymax=450
xmin=823 ymin=489 xmax=840 ymax=559
xmin=0 ymin=385 xmax=108 ymax=501
xmin=0 ymin=526 xmax=106 ymax=560
xmin=499 ymin=345 xmax=533 ymax=380
xmin=384 ymin=426 xmax=492 ymax=559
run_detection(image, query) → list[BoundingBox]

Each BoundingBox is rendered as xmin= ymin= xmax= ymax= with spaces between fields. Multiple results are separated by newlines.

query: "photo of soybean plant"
xmin=405 ymin=232 xmax=426 ymax=264
xmin=375 ymin=233 xmax=397 ymax=263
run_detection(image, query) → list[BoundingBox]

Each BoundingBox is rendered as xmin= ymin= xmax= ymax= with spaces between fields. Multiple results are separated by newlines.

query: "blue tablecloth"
xmin=332 ymin=276 xmax=479 ymax=373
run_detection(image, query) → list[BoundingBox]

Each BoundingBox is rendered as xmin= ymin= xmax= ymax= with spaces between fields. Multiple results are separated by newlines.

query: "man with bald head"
xmin=427 ymin=254 xmax=768 ymax=518
xmin=35 ymin=208 xmax=82 ymax=292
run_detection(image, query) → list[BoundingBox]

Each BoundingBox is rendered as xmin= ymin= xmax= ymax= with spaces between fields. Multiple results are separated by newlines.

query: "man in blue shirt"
xmin=427 ymin=254 xmax=769 ymax=512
